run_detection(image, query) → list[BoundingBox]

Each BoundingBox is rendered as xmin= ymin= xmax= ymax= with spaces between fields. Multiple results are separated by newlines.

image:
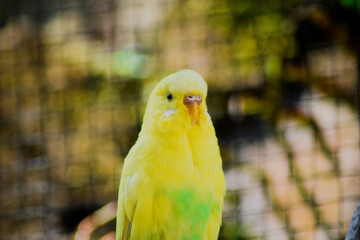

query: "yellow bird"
xmin=116 ymin=70 xmax=226 ymax=240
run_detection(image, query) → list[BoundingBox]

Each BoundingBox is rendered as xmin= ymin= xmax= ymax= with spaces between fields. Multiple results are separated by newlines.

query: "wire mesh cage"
xmin=0 ymin=0 xmax=360 ymax=239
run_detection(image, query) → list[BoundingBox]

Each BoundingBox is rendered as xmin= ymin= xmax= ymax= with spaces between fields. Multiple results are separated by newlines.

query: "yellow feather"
xmin=116 ymin=69 xmax=226 ymax=240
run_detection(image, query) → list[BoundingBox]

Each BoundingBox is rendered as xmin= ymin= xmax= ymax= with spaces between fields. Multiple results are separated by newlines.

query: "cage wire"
xmin=0 ymin=0 xmax=360 ymax=239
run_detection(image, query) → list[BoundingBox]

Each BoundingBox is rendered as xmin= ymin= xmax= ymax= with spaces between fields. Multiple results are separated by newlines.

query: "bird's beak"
xmin=184 ymin=95 xmax=202 ymax=125
xmin=188 ymin=103 xmax=199 ymax=125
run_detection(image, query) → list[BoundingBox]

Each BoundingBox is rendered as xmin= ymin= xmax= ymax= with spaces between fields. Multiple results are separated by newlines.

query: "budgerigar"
xmin=116 ymin=70 xmax=226 ymax=240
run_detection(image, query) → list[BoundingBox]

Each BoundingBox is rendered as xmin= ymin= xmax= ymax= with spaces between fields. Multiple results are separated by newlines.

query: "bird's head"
xmin=142 ymin=70 xmax=210 ymax=134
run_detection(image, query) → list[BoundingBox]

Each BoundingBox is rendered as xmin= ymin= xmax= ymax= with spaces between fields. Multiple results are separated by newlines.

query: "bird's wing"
xmin=116 ymin=173 xmax=139 ymax=240
xmin=116 ymin=165 xmax=141 ymax=240
xmin=205 ymin=165 xmax=226 ymax=239
xmin=346 ymin=202 xmax=360 ymax=240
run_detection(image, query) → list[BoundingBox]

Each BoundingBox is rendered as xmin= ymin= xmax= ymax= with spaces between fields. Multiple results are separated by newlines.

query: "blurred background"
xmin=1 ymin=0 xmax=360 ymax=239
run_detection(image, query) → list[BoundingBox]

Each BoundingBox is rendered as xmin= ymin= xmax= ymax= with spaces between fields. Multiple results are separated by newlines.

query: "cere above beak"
xmin=183 ymin=95 xmax=202 ymax=125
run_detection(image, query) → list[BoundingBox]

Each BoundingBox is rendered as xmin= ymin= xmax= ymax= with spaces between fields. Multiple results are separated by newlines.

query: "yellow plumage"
xmin=116 ymin=70 xmax=226 ymax=240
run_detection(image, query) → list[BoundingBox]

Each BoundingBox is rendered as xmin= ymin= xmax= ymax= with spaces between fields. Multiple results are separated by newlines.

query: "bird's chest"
xmin=153 ymin=186 xmax=213 ymax=238
xmin=144 ymin=136 xmax=202 ymax=180
xmin=146 ymin=144 xmax=215 ymax=192
xmin=167 ymin=187 xmax=212 ymax=220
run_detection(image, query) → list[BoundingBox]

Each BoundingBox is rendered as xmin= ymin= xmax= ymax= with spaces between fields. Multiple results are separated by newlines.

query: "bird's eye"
xmin=166 ymin=93 xmax=173 ymax=101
